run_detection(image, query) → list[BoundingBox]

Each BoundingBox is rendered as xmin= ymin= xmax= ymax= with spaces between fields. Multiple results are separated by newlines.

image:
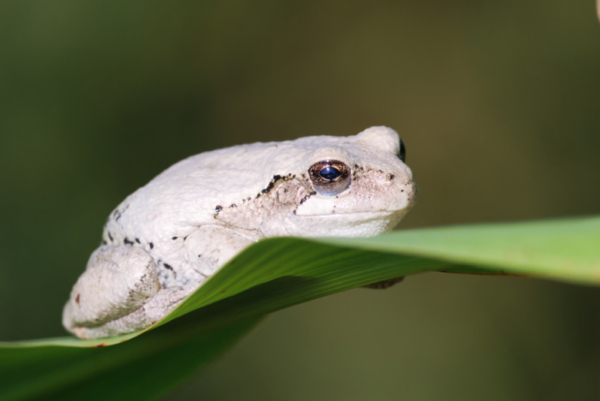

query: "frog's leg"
xmin=183 ymin=225 xmax=261 ymax=278
xmin=363 ymin=277 xmax=405 ymax=289
xmin=63 ymin=226 xmax=259 ymax=339
xmin=63 ymin=245 xmax=196 ymax=339
xmin=85 ymin=227 xmax=259 ymax=339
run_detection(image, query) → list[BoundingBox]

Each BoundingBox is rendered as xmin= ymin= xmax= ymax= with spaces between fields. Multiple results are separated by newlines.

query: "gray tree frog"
xmin=63 ymin=126 xmax=418 ymax=339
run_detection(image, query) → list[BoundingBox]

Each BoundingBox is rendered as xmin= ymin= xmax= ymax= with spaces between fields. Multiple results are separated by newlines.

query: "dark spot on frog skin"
xmin=294 ymin=189 xmax=316 ymax=213
xmin=352 ymin=165 xmax=364 ymax=179
xmin=108 ymin=232 xmax=114 ymax=242
xmin=298 ymin=194 xmax=311 ymax=205
xmin=172 ymin=236 xmax=178 ymax=240
xmin=259 ymin=175 xmax=288 ymax=196
xmin=215 ymin=205 xmax=223 ymax=213
xmin=101 ymin=240 xmax=107 ymax=245
xmin=113 ymin=204 xmax=130 ymax=222
xmin=386 ymin=173 xmax=395 ymax=181
xmin=197 ymin=254 xmax=202 ymax=258
xmin=123 ymin=238 xmax=134 ymax=246
xmin=149 ymin=242 xmax=154 ymax=249
xmin=75 ymin=293 xmax=81 ymax=306
xmin=135 ymin=238 xmax=141 ymax=244
xmin=163 ymin=263 xmax=175 ymax=276
xmin=230 ymin=204 xmax=237 ymax=208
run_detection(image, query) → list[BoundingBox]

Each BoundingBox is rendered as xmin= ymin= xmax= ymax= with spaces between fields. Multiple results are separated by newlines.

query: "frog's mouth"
xmin=287 ymin=209 xmax=408 ymax=238
xmin=293 ymin=181 xmax=418 ymax=219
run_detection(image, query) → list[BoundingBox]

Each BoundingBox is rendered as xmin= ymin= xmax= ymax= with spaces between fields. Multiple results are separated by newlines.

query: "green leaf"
xmin=0 ymin=317 xmax=261 ymax=401
xmin=1 ymin=216 xmax=599 ymax=400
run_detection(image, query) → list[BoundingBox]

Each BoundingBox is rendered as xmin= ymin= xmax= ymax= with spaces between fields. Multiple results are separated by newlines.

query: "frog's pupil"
xmin=320 ymin=166 xmax=341 ymax=180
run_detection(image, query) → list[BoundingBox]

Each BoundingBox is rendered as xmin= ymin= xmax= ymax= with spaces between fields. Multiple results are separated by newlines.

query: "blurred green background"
xmin=1 ymin=1 xmax=600 ymax=400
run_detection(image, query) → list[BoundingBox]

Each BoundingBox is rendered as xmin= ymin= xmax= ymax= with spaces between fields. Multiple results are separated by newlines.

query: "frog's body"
xmin=63 ymin=127 xmax=417 ymax=339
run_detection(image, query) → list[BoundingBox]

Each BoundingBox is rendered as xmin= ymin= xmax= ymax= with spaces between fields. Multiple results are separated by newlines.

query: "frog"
xmin=62 ymin=126 xmax=418 ymax=339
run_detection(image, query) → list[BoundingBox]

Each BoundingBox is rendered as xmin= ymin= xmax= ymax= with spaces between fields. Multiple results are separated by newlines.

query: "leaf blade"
xmin=1 ymin=216 xmax=599 ymax=400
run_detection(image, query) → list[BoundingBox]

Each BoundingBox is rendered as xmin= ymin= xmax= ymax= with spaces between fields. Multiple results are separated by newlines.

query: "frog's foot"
xmin=363 ymin=276 xmax=404 ymax=289
xmin=62 ymin=245 xmax=198 ymax=339
xmin=68 ymin=284 xmax=198 ymax=339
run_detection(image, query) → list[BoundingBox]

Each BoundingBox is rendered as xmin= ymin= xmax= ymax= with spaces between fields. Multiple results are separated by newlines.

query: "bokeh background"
xmin=2 ymin=1 xmax=600 ymax=400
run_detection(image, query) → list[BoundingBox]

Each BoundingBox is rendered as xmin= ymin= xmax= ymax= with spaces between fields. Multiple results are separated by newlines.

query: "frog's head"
xmin=253 ymin=126 xmax=418 ymax=238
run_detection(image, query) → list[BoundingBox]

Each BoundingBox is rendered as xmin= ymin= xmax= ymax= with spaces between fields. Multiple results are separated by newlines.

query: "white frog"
xmin=63 ymin=126 xmax=418 ymax=339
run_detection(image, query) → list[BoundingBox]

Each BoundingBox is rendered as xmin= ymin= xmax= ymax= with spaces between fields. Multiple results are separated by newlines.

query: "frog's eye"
xmin=399 ymin=139 xmax=406 ymax=162
xmin=308 ymin=160 xmax=351 ymax=196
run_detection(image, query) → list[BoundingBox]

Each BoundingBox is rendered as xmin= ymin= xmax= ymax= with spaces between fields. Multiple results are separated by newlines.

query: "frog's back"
xmin=100 ymin=140 xmax=299 ymax=252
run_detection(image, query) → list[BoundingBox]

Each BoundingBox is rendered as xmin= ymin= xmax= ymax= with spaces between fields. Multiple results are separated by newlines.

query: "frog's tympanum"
xmin=63 ymin=127 xmax=418 ymax=339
